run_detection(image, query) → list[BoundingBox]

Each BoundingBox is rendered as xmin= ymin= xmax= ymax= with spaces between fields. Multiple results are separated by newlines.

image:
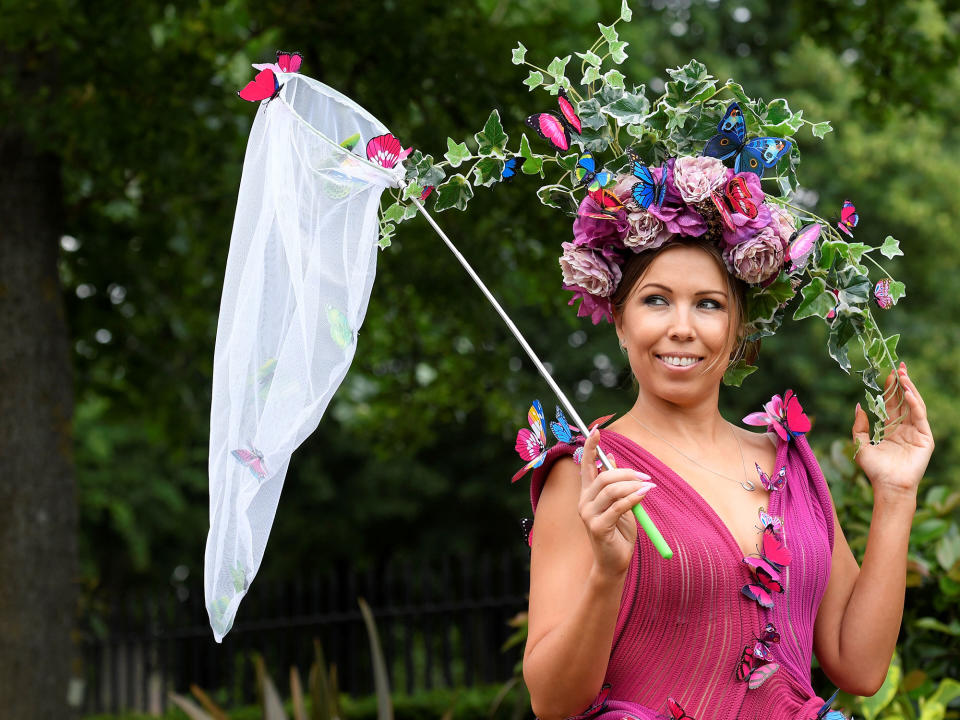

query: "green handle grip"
xmin=632 ymin=502 xmax=673 ymax=559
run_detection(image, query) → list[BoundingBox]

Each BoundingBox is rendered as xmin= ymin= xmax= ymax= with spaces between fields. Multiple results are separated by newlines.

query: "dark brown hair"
xmin=610 ymin=238 xmax=759 ymax=371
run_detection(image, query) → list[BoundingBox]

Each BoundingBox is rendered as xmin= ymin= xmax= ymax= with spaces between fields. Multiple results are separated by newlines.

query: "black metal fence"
xmin=80 ymin=551 xmax=530 ymax=714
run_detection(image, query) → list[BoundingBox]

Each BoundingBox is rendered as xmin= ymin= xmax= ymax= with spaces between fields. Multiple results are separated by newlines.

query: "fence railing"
xmin=80 ymin=550 xmax=530 ymax=714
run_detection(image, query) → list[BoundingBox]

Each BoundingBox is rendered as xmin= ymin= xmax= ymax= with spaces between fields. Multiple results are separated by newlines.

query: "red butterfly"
xmin=525 ymin=88 xmax=582 ymax=152
xmin=741 ymin=528 xmax=792 ymax=609
xmin=238 ymin=51 xmax=303 ymax=103
xmin=837 ymin=199 xmax=858 ymax=237
xmin=736 ymin=644 xmax=780 ymax=689
xmin=711 ymin=175 xmax=759 ymax=230
xmin=666 ymin=697 xmax=696 ymax=719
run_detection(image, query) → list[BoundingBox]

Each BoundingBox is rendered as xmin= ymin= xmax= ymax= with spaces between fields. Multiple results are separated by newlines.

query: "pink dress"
xmin=527 ymin=411 xmax=836 ymax=720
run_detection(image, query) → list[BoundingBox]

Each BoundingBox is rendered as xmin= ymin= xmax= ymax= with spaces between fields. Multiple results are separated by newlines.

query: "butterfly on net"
xmin=755 ymin=506 xmax=784 ymax=538
xmin=755 ymin=462 xmax=787 ymax=492
xmin=238 ymin=51 xmax=303 ymax=103
xmin=837 ymin=199 xmax=859 ymax=237
xmin=626 ymin=148 xmax=666 ymax=210
xmin=666 ymin=697 xmax=697 ymax=719
xmin=736 ymin=622 xmax=781 ymax=689
xmin=525 ymin=88 xmax=582 ymax=152
xmin=702 ymin=101 xmax=792 ymax=178
xmin=741 ymin=527 xmax=792 ymax=609
xmin=232 ymin=446 xmax=268 ymax=481
xmin=874 ymin=278 xmax=894 ymax=309
xmin=366 ymin=134 xmax=412 ymax=169
xmin=815 ymin=690 xmax=848 ymax=720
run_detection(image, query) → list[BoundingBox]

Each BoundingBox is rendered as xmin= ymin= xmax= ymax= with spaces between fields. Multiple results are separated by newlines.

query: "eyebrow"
xmin=638 ymin=282 xmax=726 ymax=296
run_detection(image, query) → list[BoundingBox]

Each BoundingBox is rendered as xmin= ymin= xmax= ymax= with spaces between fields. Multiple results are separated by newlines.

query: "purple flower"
xmin=563 ymin=285 xmax=614 ymax=324
xmin=560 ymin=241 xmax=622 ymax=297
xmin=723 ymin=227 xmax=785 ymax=284
xmin=673 ymin=156 xmax=728 ymax=203
xmin=572 ymin=197 xmax=629 ymax=250
xmin=645 ymin=159 xmax=708 ymax=237
xmin=624 ymin=209 xmax=673 ymax=251
xmin=718 ymin=172 xmax=772 ymax=247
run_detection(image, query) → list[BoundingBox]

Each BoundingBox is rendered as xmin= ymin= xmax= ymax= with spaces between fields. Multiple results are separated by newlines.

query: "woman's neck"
xmin=628 ymin=387 xmax=730 ymax=447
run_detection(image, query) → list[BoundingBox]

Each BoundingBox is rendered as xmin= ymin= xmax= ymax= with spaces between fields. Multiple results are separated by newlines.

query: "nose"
xmin=668 ymin=306 xmax=695 ymax=341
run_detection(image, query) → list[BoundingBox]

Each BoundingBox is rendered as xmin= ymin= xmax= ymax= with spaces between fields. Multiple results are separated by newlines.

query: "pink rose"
xmin=768 ymin=206 xmax=797 ymax=251
xmin=672 ymin=156 xmax=728 ymax=203
xmin=625 ymin=209 xmax=673 ymax=250
xmin=723 ymin=227 xmax=784 ymax=284
xmin=645 ymin=159 xmax=708 ymax=237
xmin=559 ymin=242 xmax=622 ymax=298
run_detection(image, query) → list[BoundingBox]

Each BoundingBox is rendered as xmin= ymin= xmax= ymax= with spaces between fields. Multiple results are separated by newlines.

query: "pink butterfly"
xmin=525 ymin=88 xmax=582 ymax=152
xmin=742 ymin=390 xmax=811 ymax=441
xmin=874 ymin=278 xmax=894 ymax=309
xmin=741 ymin=528 xmax=792 ymax=609
xmin=512 ymin=400 xmax=548 ymax=483
xmin=232 ymin=446 xmax=268 ymax=481
xmin=756 ymin=507 xmax=784 ymax=537
xmin=251 ymin=50 xmax=303 ymax=74
xmin=365 ymin=134 xmax=412 ymax=169
xmin=837 ymin=199 xmax=858 ymax=237
xmin=238 ymin=50 xmax=303 ymax=103
xmin=737 ymin=623 xmax=781 ymax=688
xmin=666 ymin=697 xmax=696 ymax=719
xmin=755 ymin=462 xmax=786 ymax=492
xmin=752 ymin=622 xmax=781 ymax=661
xmin=787 ymin=223 xmax=821 ymax=271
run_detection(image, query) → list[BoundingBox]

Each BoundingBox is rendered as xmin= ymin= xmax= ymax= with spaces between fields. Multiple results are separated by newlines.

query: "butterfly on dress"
xmin=574 ymin=153 xmax=615 ymax=193
xmin=238 ymin=51 xmax=303 ymax=103
xmin=232 ymin=446 xmax=268 ymax=481
xmin=815 ymin=690 xmax=848 ymax=720
xmin=525 ymin=88 xmax=582 ymax=152
xmin=787 ymin=223 xmax=822 ymax=272
xmin=702 ymin=102 xmax=792 ymax=178
xmin=366 ymin=134 xmax=412 ymax=169
xmin=626 ymin=149 xmax=666 ymax=210
xmin=837 ymin=199 xmax=859 ymax=237
xmin=756 ymin=506 xmax=784 ymax=537
xmin=736 ymin=622 xmax=781 ymax=689
xmin=755 ymin=462 xmax=787 ymax=492
xmin=874 ymin=278 xmax=894 ymax=309
xmin=666 ymin=697 xmax=696 ymax=720
xmin=741 ymin=527 xmax=792 ymax=609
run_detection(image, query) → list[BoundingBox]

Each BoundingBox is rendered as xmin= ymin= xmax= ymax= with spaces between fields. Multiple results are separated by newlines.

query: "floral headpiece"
xmin=388 ymin=5 xmax=906 ymax=439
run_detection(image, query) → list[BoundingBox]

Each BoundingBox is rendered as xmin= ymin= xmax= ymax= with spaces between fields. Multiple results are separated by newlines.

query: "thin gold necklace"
xmin=625 ymin=410 xmax=756 ymax=492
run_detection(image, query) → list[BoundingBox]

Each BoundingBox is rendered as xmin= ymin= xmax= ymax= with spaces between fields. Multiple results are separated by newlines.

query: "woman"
xmin=521 ymin=234 xmax=934 ymax=720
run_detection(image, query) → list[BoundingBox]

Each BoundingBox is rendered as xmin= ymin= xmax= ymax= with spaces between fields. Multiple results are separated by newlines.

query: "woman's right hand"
xmin=578 ymin=429 xmax=656 ymax=579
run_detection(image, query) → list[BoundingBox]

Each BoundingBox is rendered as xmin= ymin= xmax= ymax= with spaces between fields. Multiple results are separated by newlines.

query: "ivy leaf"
xmin=598 ymin=22 xmax=618 ymax=43
xmin=827 ymin=323 xmax=853 ymax=373
xmin=523 ymin=70 xmax=544 ymax=91
xmin=601 ymin=89 xmax=650 ymax=125
xmin=577 ymin=98 xmax=606 ymax=131
xmin=666 ymin=59 xmax=712 ymax=90
xmin=378 ymin=222 xmax=395 ymax=249
xmin=518 ymin=133 xmax=534 ymax=159
xmin=402 ymin=181 xmax=424 ymax=201
xmin=434 ymin=174 xmax=474 ymax=212
xmin=581 ymin=66 xmax=602 ymax=85
xmin=620 ymin=0 xmax=633 ymax=21
xmin=889 ymin=280 xmax=906 ymax=303
xmin=761 ymin=98 xmax=804 ymax=135
xmin=723 ymin=360 xmax=758 ymax=387
xmin=811 ymin=121 xmax=833 ymax=139
xmin=762 ymin=273 xmax=797 ymax=306
xmin=472 ymin=157 xmax=502 ymax=188
xmin=536 ymin=184 xmax=577 ymax=212
xmin=880 ymin=236 xmax=903 ymax=259
xmin=546 ymin=55 xmax=571 ymax=79
xmin=521 ymin=156 xmax=543 ymax=175
xmin=818 ymin=240 xmax=839 ymax=270
xmin=381 ymin=202 xmax=405 ymax=224
xmin=608 ymin=40 xmax=629 ymax=65
xmin=726 ymin=82 xmax=751 ymax=105
xmin=793 ymin=277 xmax=836 ymax=320
xmin=603 ymin=69 xmax=626 ymax=90
xmin=557 ymin=153 xmax=579 ymax=172
xmin=474 ymin=110 xmax=508 ymax=157
xmin=866 ymin=390 xmax=889 ymax=422
xmin=576 ymin=50 xmax=602 ymax=67
xmin=596 ymin=84 xmax=624 ymax=106
xmin=444 ymin=138 xmax=470 ymax=168
xmin=511 ymin=42 xmax=527 ymax=66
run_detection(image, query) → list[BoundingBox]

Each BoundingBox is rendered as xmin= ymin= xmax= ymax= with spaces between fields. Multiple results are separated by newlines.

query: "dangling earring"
xmin=619 ymin=338 xmax=627 ymax=354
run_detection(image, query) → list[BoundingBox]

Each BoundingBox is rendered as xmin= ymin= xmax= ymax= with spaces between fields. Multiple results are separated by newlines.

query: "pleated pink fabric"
xmin=527 ymin=403 xmax=836 ymax=720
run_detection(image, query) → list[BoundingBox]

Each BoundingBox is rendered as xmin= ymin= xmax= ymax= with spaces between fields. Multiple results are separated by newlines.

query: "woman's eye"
xmin=699 ymin=299 xmax=723 ymax=309
xmin=643 ymin=295 xmax=667 ymax=306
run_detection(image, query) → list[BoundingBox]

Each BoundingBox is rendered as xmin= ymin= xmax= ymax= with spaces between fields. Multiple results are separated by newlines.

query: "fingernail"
xmin=856 ymin=402 xmax=861 ymax=413
xmin=634 ymin=471 xmax=651 ymax=481
xmin=635 ymin=482 xmax=657 ymax=495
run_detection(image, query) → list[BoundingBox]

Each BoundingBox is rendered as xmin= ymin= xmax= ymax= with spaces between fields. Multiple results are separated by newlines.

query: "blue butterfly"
xmin=574 ymin=153 xmax=614 ymax=192
xmin=815 ymin=690 xmax=847 ymax=720
xmin=502 ymin=156 xmax=518 ymax=181
xmin=702 ymin=102 xmax=792 ymax=178
xmin=627 ymin=149 xmax=666 ymax=209
xmin=549 ymin=406 xmax=576 ymax=443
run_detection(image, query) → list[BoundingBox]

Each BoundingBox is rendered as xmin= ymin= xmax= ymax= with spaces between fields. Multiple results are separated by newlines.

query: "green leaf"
xmin=557 ymin=153 xmax=579 ymax=171
xmin=726 ymin=82 xmax=751 ymax=105
xmin=843 ymin=242 xmax=871 ymax=263
xmin=518 ymin=133 xmax=534 ymax=159
xmin=935 ymin=524 xmax=960 ymax=572
xmin=723 ymin=361 xmax=758 ymax=387
xmin=378 ymin=222 xmax=395 ymax=249
xmin=581 ymin=66 xmax=601 ymax=85
xmin=818 ymin=240 xmax=839 ymax=270
xmin=889 ymin=280 xmax=906 ymax=302
xmin=880 ymin=235 xmax=903 ymax=259
xmin=472 ymin=157 xmax=502 ymax=187
xmin=601 ymin=90 xmax=650 ymax=125
xmin=511 ymin=42 xmax=527 ymax=65
xmin=761 ymin=273 xmax=796 ymax=306
xmin=793 ymin=277 xmax=836 ymax=320
xmin=598 ymin=22 xmax=618 ymax=43
xmin=577 ymin=98 xmax=606 ymax=130
xmin=666 ymin=59 xmax=712 ymax=90
xmin=433 ymin=174 xmax=474 ymax=212
xmin=576 ymin=50 xmax=602 ymax=67
xmin=546 ymin=55 xmax=571 ymax=79
xmin=811 ymin=121 xmax=833 ymax=138
xmin=620 ymin=0 xmax=632 ymax=21
xmin=402 ymin=181 xmax=423 ymax=201
xmin=925 ymin=677 xmax=960 ymax=714
xmin=536 ymin=184 xmax=577 ymax=212
xmin=603 ymin=69 xmax=626 ymax=89
xmin=761 ymin=98 xmax=804 ymax=134
xmin=608 ymin=40 xmax=629 ymax=64
xmin=828 ymin=324 xmax=852 ymax=373
xmin=523 ymin=70 xmax=544 ymax=91
xmin=474 ymin=109 xmax=508 ymax=156
xmin=521 ymin=156 xmax=543 ymax=174
xmin=444 ymin=137 xmax=470 ymax=168
xmin=381 ymin=202 xmax=404 ymax=224
xmin=859 ymin=653 xmax=901 ymax=720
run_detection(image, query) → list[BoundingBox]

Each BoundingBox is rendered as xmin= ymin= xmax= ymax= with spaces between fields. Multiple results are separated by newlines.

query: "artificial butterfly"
xmin=327 ymin=306 xmax=354 ymax=350
xmin=232 ymin=446 xmax=268 ymax=481
xmin=575 ymin=153 xmax=614 ymax=192
xmin=627 ymin=149 xmax=666 ymax=210
xmin=755 ymin=462 xmax=787 ymax=492
xmin=525 ymin=88 xmax=582 ymax=152
xmin=815 ymin=690 xmax=847 ymax=720
xmin=703 ymin=102 xmax=792 ymax=178
xmin=366 ymin=134 xmax=412 ymax=169
xmin=512 ymin=399 xmax=548 ymax=483
xmin=837 ymin=200 xmax=858 ymax=237
xmin=736 ymin=624 xmax=781 ymax=689
xmin=502 ymin=156 xmax=519 ymax=182
xmin=588 ymin=187 xmax=624 ymax=212
xmin=252 ymin=50 xmax=303 ymax=75
xmin=741 ymin=527 xmax=792 ymax=609
xmin=874 ymin=278 xmax=894 ymax=309
xmin=787 ymin=223 xmax=822 ymax=271
xmin=238 ymin=50 xmax=303 ymax=103
xmin=756 ymin=507 xmax=784 ymax=537
xmin=666 ymin=697 xmax=696 ymax=720
xmin=569 ymin=414 xmax=616 ymax=466
xmin=520 ymin=517 xmax=535 ymax=548
xmin=752 ymin=622 xmax=781 ymax=661
xmin=711 ymin=174 xmax=760 ymax=230
xmin=549 ymin=406 xmax=576 ymax=443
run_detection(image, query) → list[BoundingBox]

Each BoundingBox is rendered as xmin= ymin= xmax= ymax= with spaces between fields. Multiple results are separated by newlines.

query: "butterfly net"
xmin=205 ymin=73 xmax=404 ymax=641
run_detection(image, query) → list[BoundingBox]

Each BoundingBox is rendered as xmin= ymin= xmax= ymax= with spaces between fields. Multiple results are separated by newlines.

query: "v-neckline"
xmin=601 ymin=427 xmax=789 ymax=559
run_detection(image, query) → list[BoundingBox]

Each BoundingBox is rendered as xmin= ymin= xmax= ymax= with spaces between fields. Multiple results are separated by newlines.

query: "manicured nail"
xmin=856 ymin=402 xmax=861 ymax=414
xmin=635 ymin=482 xmax=657 ymax=495
xmin=634 ymin=471 xmax=651 ymax=481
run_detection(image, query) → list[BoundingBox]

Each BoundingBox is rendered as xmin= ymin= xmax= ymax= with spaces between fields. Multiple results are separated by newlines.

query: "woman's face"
xmin=615 ymin=244 xmax=737 ymax=405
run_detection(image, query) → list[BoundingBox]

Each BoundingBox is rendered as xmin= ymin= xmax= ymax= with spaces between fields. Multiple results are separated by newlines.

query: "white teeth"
xmin=660 ymin=355 xmax=700 ymax=367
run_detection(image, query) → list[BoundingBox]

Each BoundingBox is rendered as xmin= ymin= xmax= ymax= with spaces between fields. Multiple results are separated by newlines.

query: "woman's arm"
xmin=813 ymin=363 xmax=934 ymax=695
xmin=523 ymin=431 xmax=655 ymax=720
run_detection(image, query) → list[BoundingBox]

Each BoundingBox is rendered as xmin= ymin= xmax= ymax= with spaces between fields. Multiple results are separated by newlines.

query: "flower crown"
xmin=387 ymin=6 xmax=906 ymax=439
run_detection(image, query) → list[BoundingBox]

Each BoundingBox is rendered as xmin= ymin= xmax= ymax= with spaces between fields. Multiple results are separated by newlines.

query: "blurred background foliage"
xmin=4 ymin=0 xmax=959 ymax=711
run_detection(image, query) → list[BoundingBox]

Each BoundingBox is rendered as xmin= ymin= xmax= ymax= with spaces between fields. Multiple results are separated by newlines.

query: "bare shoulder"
xmin=732 ymin=425 xmax=778 ymax=463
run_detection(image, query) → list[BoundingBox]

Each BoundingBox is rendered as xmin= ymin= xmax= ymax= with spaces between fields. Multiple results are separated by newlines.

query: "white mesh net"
xmin=205 ymin=73 xmax=404 ymax=641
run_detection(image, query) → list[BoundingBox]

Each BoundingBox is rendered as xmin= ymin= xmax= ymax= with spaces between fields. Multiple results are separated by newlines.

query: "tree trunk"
xmin=0 ymin=130 xmax=79 ymax=717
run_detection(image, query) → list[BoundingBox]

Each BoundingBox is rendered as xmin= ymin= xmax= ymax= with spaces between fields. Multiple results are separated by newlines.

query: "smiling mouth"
xmin=655 ymin=354 xmax=704 ymax=369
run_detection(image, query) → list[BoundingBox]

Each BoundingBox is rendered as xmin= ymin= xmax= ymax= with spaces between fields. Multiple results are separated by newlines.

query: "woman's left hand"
xmin=851 ymin=362 xmax=935 ymax=504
